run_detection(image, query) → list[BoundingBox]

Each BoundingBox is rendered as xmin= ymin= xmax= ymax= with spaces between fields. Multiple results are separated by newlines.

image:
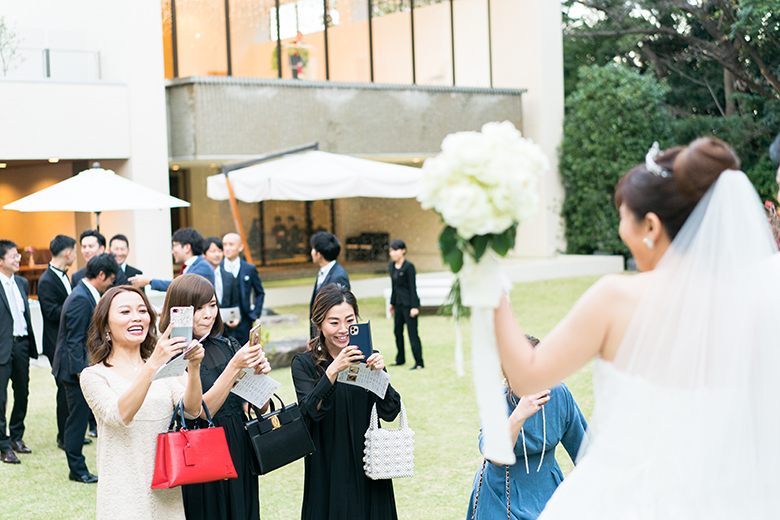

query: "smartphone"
xmin=348 ymin=321 xmax=373 ymax=359
xmin=170 ymin=306 xmax=194 ymax=346
xmin=249 ymin=323 xmax=263 ymax=347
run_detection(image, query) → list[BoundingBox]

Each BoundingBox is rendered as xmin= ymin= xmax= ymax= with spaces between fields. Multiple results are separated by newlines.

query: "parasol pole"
xmin=222 ymin=170 xmax=253 ymax=264
xmin=95 ymin=211 xmax=101 ymax=232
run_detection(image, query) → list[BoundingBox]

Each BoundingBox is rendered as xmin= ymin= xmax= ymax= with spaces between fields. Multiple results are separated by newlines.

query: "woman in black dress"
xmin=160 ymin=274 xmax=270 ymax=520
xmin=291 ymin=283 xmax=402 ymax=520
xmin=388 ymin=239 xmax=424 ymax=369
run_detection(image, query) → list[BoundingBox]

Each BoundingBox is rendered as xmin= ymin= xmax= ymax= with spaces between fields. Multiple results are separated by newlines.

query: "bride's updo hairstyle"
xmin=615 ymin=137 xmax=740 ymax=240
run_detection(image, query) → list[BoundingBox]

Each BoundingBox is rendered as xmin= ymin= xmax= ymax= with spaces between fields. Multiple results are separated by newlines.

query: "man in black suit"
xmin=70 ymin=229 xmax=106 ymax=288
xmin=309 ymin=232 xmax=350 ymax=335
xmin=52 ymin=253 xmax=118 ymax=483
xmin=37 ymin=235 xmax=84 ymax=451
xmin=109 ymin=234 xmax=143 ymax=282
xmin=221 ymin=233 xmax=265 ymax=345
xmin=0 ymin=240 xmax=38 ymax=464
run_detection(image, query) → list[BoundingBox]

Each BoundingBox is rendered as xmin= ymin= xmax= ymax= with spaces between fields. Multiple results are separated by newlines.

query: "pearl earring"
xmin=643 ymin=237 xmax=654 ymax=250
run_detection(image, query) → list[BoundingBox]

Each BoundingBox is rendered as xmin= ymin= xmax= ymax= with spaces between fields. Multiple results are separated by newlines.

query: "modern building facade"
xmin=0 ymin=0 xmax=564 ymax=278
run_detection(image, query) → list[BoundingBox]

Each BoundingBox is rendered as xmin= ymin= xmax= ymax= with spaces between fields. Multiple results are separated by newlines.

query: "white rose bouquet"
xmin=418 ymin=121 xmax=547 ymax=272
xmin=418 ymin=121 xmax=548 ymax=465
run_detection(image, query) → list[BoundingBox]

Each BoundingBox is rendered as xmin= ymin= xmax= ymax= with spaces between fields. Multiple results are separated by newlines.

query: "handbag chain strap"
xmin=470 ymin=459 xmax=511 ymax=520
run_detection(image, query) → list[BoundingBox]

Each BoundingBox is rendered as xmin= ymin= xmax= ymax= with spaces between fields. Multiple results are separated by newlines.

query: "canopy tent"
xmin=207 ymin=150 xmax=422 ymax=202
xmin=3 ymin=164 xmax=190 ymax=231
xmin=207 ymin=147 xmax=423 ymax=265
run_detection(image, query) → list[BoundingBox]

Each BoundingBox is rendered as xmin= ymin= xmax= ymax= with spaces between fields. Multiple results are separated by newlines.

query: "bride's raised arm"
xmin=495 ymin=274 xmax=626 ymax=396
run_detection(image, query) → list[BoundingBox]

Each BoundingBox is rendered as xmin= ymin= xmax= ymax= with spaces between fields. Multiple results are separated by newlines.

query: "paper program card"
xmin=152 ymin=353 xmax=189 ymax=381
xmin=336 ymin=363 xmax=390 ymax=399
xmin=220 ymin=307 xmax=240 ymax=322
xmin=229 ymin=370 xmax=281 ymax=409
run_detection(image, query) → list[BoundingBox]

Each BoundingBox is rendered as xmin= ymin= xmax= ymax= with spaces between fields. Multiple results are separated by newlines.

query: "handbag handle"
xmin=248 ymin=393 xmax=283 ymax=420
xmin=168 ymin=400 xmax=214 ymax=431
xmin=368 ymin=401 xmax=408 ymax=431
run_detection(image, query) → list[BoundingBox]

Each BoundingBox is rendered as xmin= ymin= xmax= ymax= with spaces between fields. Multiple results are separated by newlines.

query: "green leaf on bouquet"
xmin=471 ymin=235 xmax=490 ymax=261
xmin=439 ymin=226 xmax=464 ymax=273
xmin=492 ymin=224 xmax=518 ymax=256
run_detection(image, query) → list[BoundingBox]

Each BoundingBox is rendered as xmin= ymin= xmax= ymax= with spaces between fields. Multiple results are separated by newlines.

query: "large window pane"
xmin=176 ymin=0 xmax=228 ymax=77
xmin=275 ymin=0 xmax=327 ymax=80
xmin=372 ymin=0 xmax=413 ymax=84
xmin=230 ymin=0 xmax=278 ymax=79
xmin=413 ymin=0 xmax=452 ymax=85
xmin=452 ymin=0 xmax=489 ymax=87
xmin=328 ymin=0 xmax=371 ymax=82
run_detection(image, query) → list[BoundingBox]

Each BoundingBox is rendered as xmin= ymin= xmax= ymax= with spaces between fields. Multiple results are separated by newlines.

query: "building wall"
xmin=0 ymin=0 xmax=174 ymax=278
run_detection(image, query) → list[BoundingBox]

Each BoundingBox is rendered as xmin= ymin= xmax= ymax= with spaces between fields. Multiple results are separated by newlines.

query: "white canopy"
xmin=207 ymin=150 xmax=422 ymax=202
xmin=4 ymin=167 xmax=190 ymax=213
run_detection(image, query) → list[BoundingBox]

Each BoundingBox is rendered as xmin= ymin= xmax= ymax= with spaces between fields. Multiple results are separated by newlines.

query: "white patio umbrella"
xmin=3 ymin=164 xmax=190 ymax=230
xmin=206 ymin=150 xmax=422 ymax=202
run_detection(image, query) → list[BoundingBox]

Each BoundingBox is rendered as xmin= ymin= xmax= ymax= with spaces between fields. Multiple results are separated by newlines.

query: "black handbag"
xmin=245 ymin=394 xmax=315 ymax=475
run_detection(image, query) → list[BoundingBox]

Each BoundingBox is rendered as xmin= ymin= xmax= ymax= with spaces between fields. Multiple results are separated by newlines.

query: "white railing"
xmin=3 ymin=47 xmax=101 ymax=81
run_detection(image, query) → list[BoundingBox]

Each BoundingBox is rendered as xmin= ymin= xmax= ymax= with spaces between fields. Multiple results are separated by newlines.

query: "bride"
xmin=495 ymin=137 xmax=780 ymax=518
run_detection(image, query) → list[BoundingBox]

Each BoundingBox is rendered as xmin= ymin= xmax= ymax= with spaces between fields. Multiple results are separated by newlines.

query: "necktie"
xmin=180 ymin=264 xmax=186 ymax=275
xmin=6 ymin=279 xmax=26 ymax=336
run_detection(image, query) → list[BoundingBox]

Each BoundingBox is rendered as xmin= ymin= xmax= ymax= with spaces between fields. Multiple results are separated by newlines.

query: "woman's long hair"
xmin=88 ymin=286 xmax=158 ymax=367
xmin=309 ymin=283 xmax=359 ymax=372
xmin=159 ymin=274 xmax=223 ymax=339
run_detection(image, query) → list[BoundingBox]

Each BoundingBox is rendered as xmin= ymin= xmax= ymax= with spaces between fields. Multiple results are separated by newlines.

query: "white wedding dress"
xmin=540 ymin=170 xmax=780 ymax=519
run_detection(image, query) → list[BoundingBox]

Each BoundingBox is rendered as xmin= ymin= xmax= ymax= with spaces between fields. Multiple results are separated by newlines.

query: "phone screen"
xmin=249 ymin=323 xmax=263 ymax=347
xmin=170 ymin=306 xmax=194 ymax=344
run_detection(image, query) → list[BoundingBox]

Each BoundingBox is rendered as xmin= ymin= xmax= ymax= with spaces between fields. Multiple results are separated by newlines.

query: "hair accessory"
xmin=645 ymin=142 xmax=671 ymax=178
xmin=643 ymin=237 xmax=655 ymax=250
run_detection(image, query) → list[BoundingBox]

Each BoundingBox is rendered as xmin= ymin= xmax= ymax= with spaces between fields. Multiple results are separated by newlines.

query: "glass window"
xmin=452 ymin=0 xmax=489 ymax=87
xmin=371 ymin=0 xmax=413 ymax=84
xmin=412 ymin=0 xmax=452 ymax=85
xmin=175 ymin=0 xmax=229 ymax=77
xmin=327 ymin=0 xmax=371 ymax=82
xmin=273 ymin=0 xmax=327 ymax=80
xmin=229 ymin=0 xmax=279 ymax=79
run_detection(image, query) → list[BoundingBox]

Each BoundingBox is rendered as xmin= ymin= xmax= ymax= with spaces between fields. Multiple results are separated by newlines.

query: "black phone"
xmin=348 ymin=321 xmax=373 ymax=360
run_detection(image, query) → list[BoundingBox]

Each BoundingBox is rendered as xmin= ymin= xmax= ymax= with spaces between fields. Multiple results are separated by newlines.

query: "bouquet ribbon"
xmin=459 ymin=254 xmax=516 ymax=465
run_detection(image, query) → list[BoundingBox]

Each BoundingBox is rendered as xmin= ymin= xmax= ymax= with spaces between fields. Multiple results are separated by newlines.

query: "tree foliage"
xmin=560 ymin=65 xmax=671 ymax=256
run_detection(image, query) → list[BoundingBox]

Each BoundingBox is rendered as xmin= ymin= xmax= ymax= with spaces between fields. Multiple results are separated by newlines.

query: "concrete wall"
xmin=166 ymin=78 xmax=524 ymax=159
xmin=0 ymin=0 xmax=174 ymax=279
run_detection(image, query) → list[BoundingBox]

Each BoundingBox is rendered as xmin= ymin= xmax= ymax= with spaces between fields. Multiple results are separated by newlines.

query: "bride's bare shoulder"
xmin=585 ymin=271 xmax=649 ymax=304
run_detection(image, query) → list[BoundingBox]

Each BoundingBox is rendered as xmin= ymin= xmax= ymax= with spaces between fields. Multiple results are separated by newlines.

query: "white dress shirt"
xmin=182 ymin=256 xmax=197 ymax=274
xmin=214 ymin=265 xmax=224 ymax=304
xmin=223 ymin=257 xmax=241 ymax=278
xmin=0 ymin=271 xmax=28 ymax=336
xmin=82 ymin=278 xmax=101 ymax=304
xmin=48 ymin=263 xmax=72 ymax=295
xmin=316 ymin=260 xmax=336 ymax=289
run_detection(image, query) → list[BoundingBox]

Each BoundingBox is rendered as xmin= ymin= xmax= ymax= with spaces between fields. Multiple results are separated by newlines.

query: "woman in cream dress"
xmin=80 ymin=286 xmax=204 ymax=520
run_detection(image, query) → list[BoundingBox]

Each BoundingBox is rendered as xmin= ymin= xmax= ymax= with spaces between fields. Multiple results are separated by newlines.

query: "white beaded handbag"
xmin=363 ymin=401 xmax=414 ymax=480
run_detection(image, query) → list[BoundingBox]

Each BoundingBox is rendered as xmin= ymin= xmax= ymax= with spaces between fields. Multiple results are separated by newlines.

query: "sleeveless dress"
xmin=182 ymin=336 xmax=260 ymax=520
xmin=80 ymin=364 xmax=187 ymax=520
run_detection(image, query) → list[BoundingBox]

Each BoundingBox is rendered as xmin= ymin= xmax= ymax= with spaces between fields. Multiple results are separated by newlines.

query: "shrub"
xmin=559 ymin=65 xmax=670 ymax=256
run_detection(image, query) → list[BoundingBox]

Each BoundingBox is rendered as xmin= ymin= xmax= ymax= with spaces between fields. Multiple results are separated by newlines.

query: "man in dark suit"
xmin=222 ymin=233 xmax=265 ymax=345
xmin=70 ymin=229 xmax=106 ymax=288
xmin=0 ymin=240 xmax=38 ymax=464
xmin=37 ymin=235 xmax=84 ymax=451
xmin=52 ymin=253 xmax=118 ymax=483
xmin=109 ymin=234 xmax=143 ymax=282
xmin=130 ymin=227 xmax=215 ymax=291
xmin=309 ymin=232 xmax=350 ymax=335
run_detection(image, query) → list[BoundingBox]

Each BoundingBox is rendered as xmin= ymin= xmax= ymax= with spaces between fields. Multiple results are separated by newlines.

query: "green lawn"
xmin=0 ymin=276 xmax=599 ymax=520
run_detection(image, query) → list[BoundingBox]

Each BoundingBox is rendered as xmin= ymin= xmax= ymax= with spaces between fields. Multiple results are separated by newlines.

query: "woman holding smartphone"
xmin=80 ymin=286 xmax=204 ymax=520
xmin=291 ymin=283 xmax=402 ymax=520
xmin=160 ymin=274 xmax=271 ymax=520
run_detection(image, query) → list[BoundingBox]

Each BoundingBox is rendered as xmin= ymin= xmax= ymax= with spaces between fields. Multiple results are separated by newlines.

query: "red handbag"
xmin=151 ymin=401 xmax=238 ymax=489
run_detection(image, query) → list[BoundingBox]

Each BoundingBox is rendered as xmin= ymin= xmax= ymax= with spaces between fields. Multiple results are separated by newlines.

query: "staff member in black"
xmin=388 ymin=239 xmax=424 ymax=369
